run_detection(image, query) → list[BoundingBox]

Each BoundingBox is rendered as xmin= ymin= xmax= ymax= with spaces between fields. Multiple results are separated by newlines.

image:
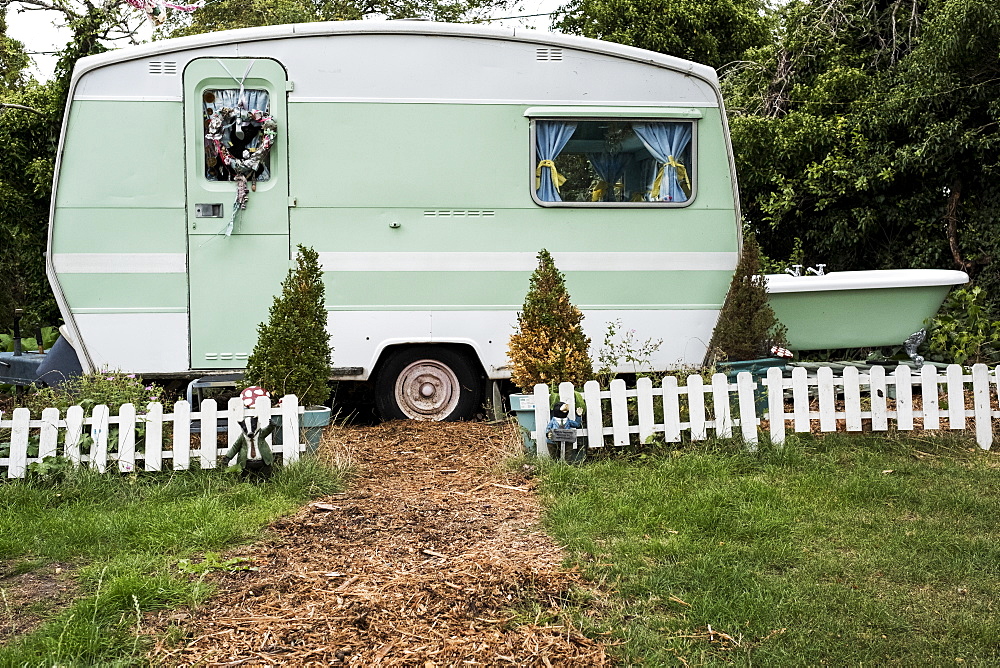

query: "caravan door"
xmin=184 ymin=58 xmax=289 ymax=369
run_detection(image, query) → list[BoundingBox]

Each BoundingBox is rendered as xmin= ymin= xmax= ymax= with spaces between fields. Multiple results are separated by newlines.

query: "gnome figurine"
xmin=545 ymin=401 xmax=583 ymax=444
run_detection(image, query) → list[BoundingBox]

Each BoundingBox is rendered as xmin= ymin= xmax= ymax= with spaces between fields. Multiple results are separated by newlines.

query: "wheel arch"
xmin=370 ymin=340 xmax=488 ymax=382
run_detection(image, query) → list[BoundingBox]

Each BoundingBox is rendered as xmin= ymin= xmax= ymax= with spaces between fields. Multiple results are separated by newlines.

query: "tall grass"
xmin=0 ymin=457 xmax=344 ymax=666
xmin=539 ymin=433 xmax=1000 ymax=665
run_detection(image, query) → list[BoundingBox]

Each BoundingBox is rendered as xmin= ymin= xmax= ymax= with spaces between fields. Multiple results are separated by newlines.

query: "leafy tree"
xmin=164 ymin=0 xmax=512 ymax=37
xmin=724 ymin=0 xmax=1000 ymax=306
xmin=0 ymin=14 xmax=63 ymax=331
xmin=552 ymin=0 xmax=772 ymax=70
xmin=244 ymin=245 xmax=333 ymax=406
xmin=508 ymin=249 xmax=593 ymax=392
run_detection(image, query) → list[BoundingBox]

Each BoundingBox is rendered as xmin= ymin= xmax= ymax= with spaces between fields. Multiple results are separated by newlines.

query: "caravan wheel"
xmin=375 ymin=346 xmax=482 ymax=421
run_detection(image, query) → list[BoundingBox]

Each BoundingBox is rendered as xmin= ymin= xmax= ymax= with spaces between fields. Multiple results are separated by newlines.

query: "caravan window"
xmin=202 ymin=89 xmax=272 ymax=182
xmin=532 ymin=119 xmax=694 ymax=205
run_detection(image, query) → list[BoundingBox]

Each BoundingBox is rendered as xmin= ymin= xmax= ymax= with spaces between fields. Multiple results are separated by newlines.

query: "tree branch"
xmin=944 ymin=178 xmax=973 ymax=274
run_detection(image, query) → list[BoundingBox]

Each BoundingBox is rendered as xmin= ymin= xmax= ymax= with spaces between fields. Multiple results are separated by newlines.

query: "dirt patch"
xmin=0 ymin=561 xmax=78 ymax=643
xmin=150 ymin=420 xmax=607 ymax=666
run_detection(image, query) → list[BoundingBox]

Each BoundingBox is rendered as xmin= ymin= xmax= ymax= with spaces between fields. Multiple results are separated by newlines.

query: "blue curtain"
xmin=587 ymin=152 xmax=630 ymax=201
xmin=632 ymin=123 xmax=692 ymax=202
xmin=535 ymin=121 xmax=577 ymax=202
xmin=205 ymin=88 xmax=271 ymax=181
xmin=624 ymin=157 xmax=657 ymax=202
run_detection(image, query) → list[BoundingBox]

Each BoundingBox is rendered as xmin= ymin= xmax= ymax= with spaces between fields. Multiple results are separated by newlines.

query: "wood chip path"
xmin=150 ymin=420 xmax=608 ymax=666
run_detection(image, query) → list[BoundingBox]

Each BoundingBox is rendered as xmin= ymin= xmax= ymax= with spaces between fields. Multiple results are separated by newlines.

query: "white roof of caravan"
xmin=71 ymin=20 xmax=719 ymax=85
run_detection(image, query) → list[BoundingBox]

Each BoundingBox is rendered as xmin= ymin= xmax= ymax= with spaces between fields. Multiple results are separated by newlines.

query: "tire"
xmin=375 ymin=346 xmax=483 ymax=421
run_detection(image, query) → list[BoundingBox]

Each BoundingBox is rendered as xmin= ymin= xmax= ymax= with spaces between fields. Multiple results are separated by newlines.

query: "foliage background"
xmin=3 ymin=0 xmax=999 ymax=347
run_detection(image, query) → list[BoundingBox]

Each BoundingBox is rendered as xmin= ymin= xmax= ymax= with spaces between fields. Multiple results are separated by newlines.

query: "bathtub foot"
xmin=903 ymin=328 xmax=926 ymax=367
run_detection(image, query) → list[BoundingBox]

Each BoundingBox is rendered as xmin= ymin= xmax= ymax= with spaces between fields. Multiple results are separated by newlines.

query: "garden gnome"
xmin=545 ymin=401 xmax=582 ymax=444
xmin=222 ymin=386 xmax=277 ymax=476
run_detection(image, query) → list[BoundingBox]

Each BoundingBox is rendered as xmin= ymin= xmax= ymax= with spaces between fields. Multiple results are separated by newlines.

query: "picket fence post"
xmin=91 ymin=404 xmax=110 ymax=473
xmin=870 ymin=365 xmax=888 ymax=431
xmin=921 ymin=365 xmax=941 ymax=430
xmin=711 ymin=373 xmax=732 ymax=439
xmin=65 ymin=405 xmax=85 ymax=468
xmin=766 ymin=366 xmax=785 ymax=445
xmin=144 ymin=402 xmax=163 ymax=472
xmin=791 ymin=366 xmax=810 ymax=433
xmin=282 ymin=394 xmax=301 ymax=462
xmin=117 ymin=403 xmax=136 ymax=473
xmin=637 ymin=377 xmax=654 ymax=444
xmin=533 ymin=384 xmax=550 ymax=459
xmin=583 ymin=380 xmax=603 ymax=448
xmin=896 ymin=366 xmax=914 ymax=431
xmin=946 ymin=365 xmax=965 ymax=430
xmin=200 ymin=398 xmax=218 ymax=469
xmin=662 ymin=375 xmax=681 ymax=443
xmin=8 ymin=408 xmax=30 ymax=479
xmin=687 ymin=374 xmax=706 ymax=441
xmin=610 ymin=379 xmax=629 ymax=446
xmin=843 ymin=367 xmax=862 ymax=432
xmin=172 ymin=401 xmax=191 ymax=470
xmin=736 ymin=371 xmax=758 ymax=448
xmin=39 ymin=407 xmax=60 ymax=461
xmin=971 ymin=364 xmax=992 ymax=449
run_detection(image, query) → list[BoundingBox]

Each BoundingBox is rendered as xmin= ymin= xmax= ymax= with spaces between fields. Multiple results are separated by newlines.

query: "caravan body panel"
xmin=49 ymin=22 xmax=741 ymax=378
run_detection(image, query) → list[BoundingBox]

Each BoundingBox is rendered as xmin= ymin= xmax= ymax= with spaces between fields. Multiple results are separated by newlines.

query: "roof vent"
xmin=148 ymin=61 xmax=178 ymax=75
xmin=536 ymin=48 xmax=563 ymax=61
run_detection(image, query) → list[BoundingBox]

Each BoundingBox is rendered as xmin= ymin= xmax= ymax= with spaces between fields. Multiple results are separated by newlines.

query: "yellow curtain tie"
xmin=535 ymin=159 xmax=567 ymax=192
xmin=591 ymin=180 xmax=609 ymax=202
xmin=651 ymin=156 xmax=692 ymax=200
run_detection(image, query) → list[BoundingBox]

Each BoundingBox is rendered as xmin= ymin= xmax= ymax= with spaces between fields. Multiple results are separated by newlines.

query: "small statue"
xmin=545 ymin=401 xmax=582 ymax=442
xmin=222 ymin=386 xmax=276 ymax=476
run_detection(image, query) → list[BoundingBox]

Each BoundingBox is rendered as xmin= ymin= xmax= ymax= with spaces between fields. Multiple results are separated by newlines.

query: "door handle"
xmin=195 ymin=203 xmax=223 ymax=218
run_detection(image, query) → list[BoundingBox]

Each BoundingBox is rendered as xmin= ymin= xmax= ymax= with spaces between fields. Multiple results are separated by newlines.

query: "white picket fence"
xmin=529 ymin=363 xmax=1000 ymax=456
xmin=0 ymin=395 xmax=306 ymax=479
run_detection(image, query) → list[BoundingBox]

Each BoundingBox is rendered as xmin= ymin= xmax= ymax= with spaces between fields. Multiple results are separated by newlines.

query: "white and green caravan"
xmin=47 ymin=21 xmax=741 ymax=420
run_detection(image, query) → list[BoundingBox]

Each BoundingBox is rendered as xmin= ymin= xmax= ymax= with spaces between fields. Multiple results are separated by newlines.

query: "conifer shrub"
xmin=508 ymin=249 xmax=593 ymax=392
xmin=244 ymin=245 xmax=333 ymax=406
xmin=708 ymin=234 xmax=789 ymax=362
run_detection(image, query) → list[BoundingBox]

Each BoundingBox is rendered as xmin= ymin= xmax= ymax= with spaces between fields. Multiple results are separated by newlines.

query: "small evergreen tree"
xmin=708 ymin=234 xmax=788 ymax=362
xmin=244 ymin=245 xmax=333 ymax=406
xmin=508 ymin=249 xmax=593 ymax=392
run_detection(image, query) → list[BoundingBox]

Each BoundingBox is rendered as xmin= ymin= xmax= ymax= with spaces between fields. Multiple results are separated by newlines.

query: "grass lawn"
xmin=0 ymin=458 xmax=345 ymax=667
xmin=539 ymin=432 xmax=1000 ymax=665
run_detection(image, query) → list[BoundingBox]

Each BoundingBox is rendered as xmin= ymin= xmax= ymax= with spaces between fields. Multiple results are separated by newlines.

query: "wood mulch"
xmin=148 ymin=420 xmax=608 ymax=667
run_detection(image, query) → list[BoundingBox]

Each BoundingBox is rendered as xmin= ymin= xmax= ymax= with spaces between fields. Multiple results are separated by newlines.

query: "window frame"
xmin=527 ymin=108 xmax=700 ymax=208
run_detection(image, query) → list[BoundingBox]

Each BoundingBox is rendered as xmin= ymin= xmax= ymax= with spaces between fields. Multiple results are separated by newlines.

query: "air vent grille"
xmin=423 ymin=210 xmax=496 ymax=218
xmin=148 ymin=61 xmax=178 ymax=75
xmin=536 ymin=48 xmax=563 ymax=61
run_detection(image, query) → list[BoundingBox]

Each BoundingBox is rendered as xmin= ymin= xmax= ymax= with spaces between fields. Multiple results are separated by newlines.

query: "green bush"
xmin=926 ymin=286 xmax=1000 ymax=365
xmin=508 ymin=249 xmax=593 ymax=392
xmin=708 ymin=234 xmax=788 ymax=362
xmin=22 ymin=371 xmax=170 ymax=417
xmin=243 ymin=245 xmax=333 ymax=406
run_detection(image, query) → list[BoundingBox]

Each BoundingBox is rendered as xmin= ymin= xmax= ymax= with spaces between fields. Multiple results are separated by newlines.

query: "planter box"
xmin=509 ymin=393 xmax=538 ymax=455
xmin=272 ymin=405 xmax=332 ymax=454
xmin=717 ymin=358 xmax=788 ymax=412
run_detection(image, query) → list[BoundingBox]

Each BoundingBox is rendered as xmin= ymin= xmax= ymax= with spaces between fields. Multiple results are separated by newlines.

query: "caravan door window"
xmin=202 ymin=89 xmax=272 ymax=182
xmin=532 ymin=119 xmax=694 ymax=205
